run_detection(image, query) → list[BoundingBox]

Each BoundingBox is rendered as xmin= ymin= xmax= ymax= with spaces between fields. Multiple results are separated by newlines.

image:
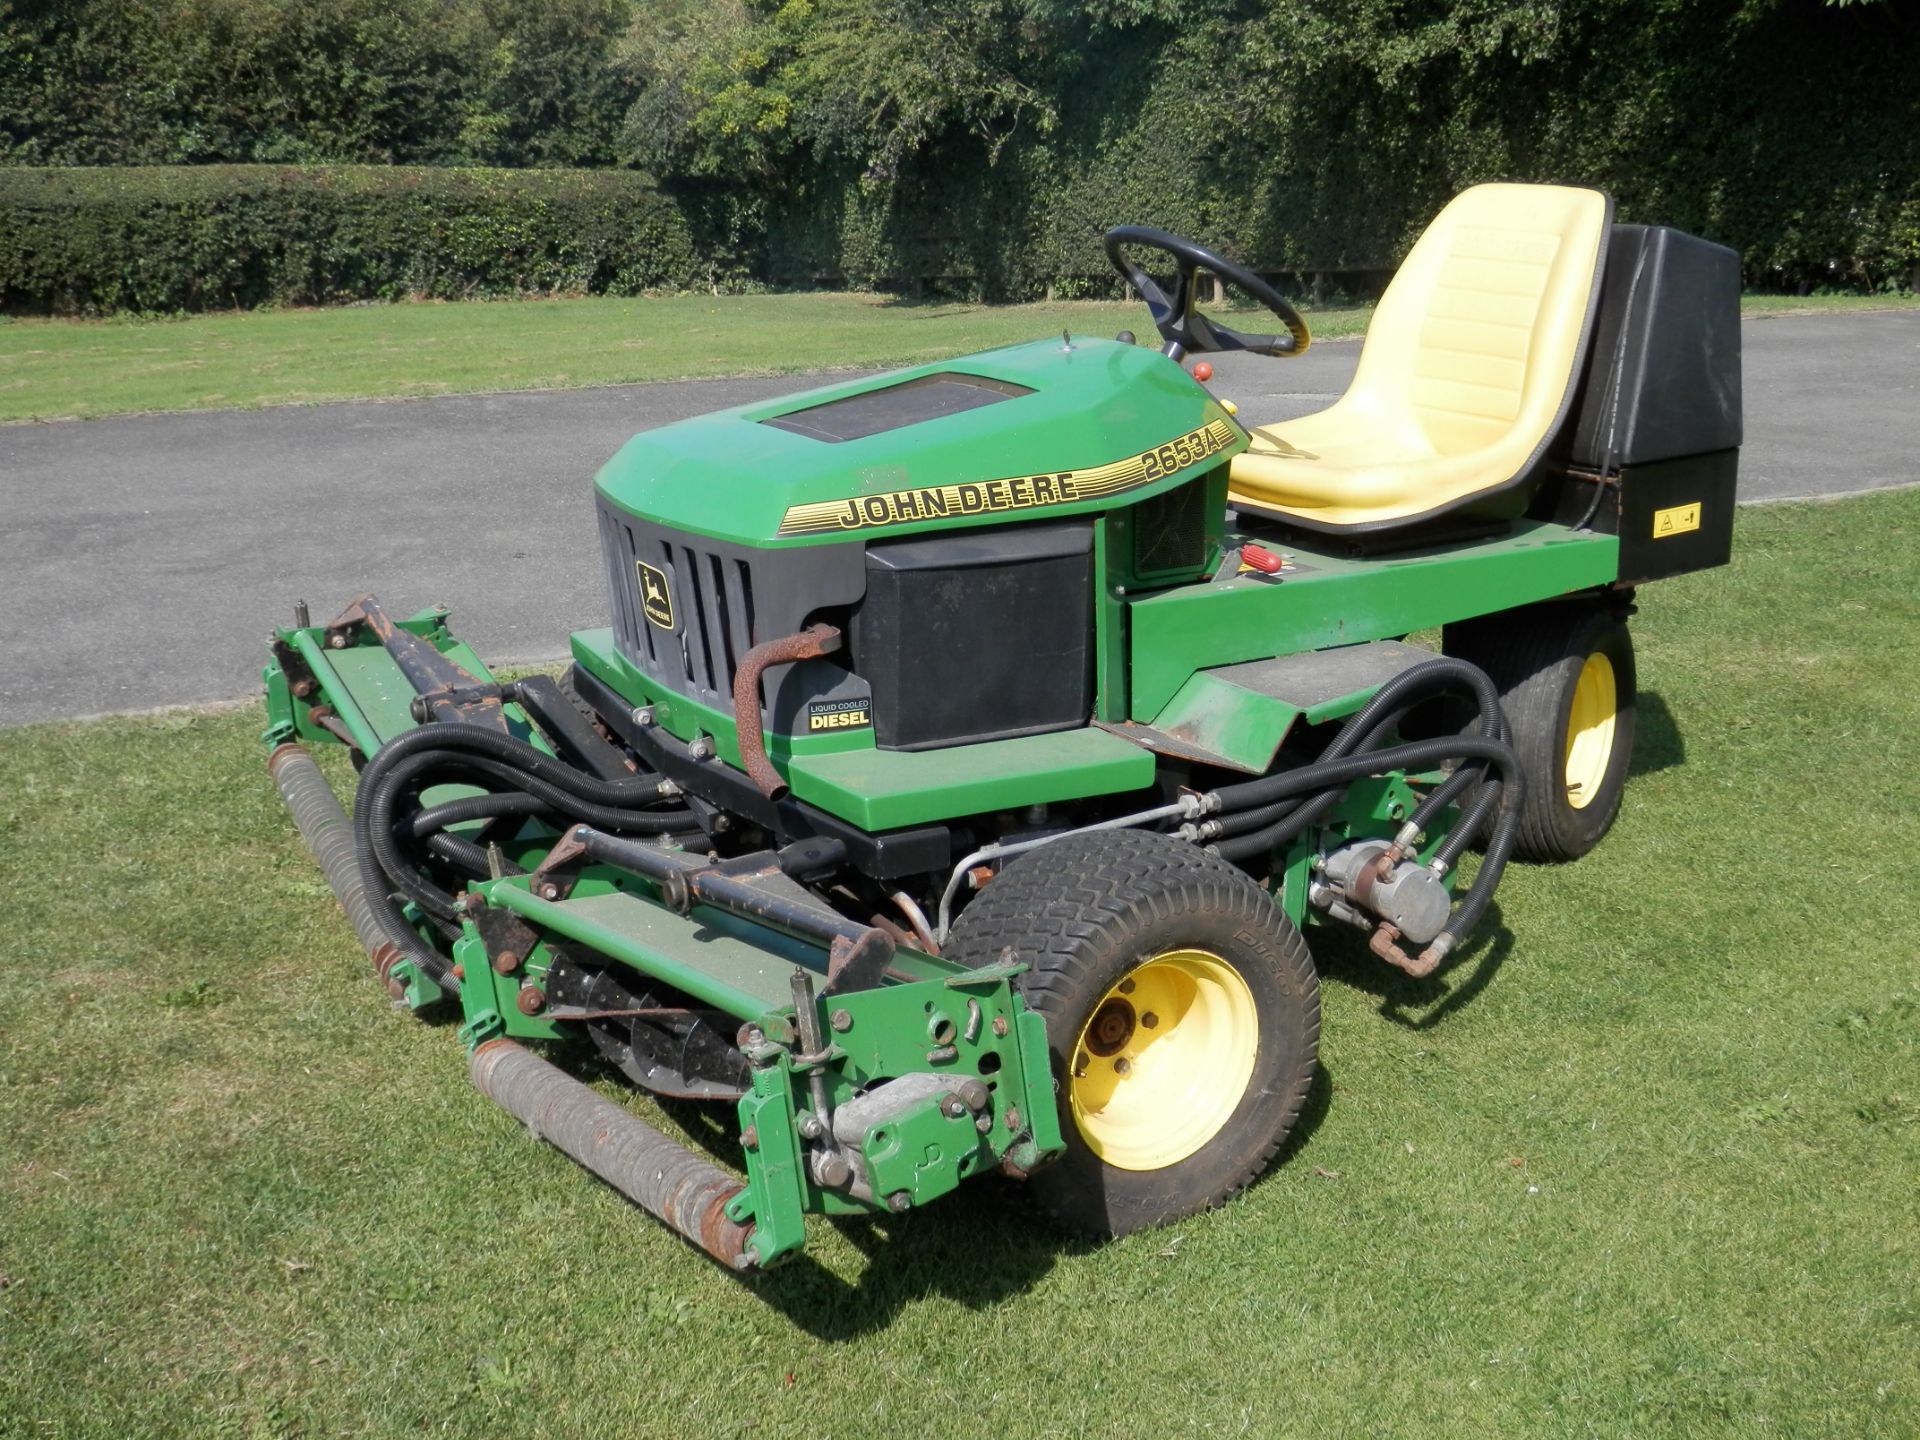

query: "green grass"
xmin=3 ymin=493 xmax=1917 ymax=1437
xmin=2 ymin=289 xmax=1912 ymax=425
xmin=0 ymin=294 xmax=1374 ymax=424
xmin=1739 ymin=291 xmax=1920 ymax=318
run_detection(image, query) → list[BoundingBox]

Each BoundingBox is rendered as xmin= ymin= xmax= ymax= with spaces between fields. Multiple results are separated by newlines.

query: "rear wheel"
xmin=944 ymin=830 xmax=1319 ymax=1236
xmin=1444 ymin=602 xmax=1637 ymax=862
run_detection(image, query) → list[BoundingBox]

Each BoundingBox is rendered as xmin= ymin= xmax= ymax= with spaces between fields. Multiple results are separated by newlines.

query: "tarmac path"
xmin=2 ymin=310 xmax=1914 ymax=725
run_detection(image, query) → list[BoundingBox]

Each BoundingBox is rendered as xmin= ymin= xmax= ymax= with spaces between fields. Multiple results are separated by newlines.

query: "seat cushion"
xmin=1229 ymin=183 xmax=1611 ymax=532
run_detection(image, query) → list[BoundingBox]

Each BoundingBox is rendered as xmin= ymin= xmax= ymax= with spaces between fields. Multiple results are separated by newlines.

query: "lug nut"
xmin=1113 ymin=1058 xmax=1132 ymax=1076
xmin=1141 ymin=1012 xmax=1158 ymax=1029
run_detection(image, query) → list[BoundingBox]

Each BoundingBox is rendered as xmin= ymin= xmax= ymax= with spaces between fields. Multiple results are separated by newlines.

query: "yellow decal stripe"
xmin=775 ymin=420 xmax=1237 ymax=537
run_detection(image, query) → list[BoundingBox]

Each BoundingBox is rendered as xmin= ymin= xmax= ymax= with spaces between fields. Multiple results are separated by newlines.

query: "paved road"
xmin=2 ymin=311 xmax=1916 ymax=726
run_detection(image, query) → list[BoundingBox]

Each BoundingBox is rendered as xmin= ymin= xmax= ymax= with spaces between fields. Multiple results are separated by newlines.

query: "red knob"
xmin=1240 ymin=543 xmax=1284 ymax=575
xmin=1191 ymin=361 xmax=1214 ymax=382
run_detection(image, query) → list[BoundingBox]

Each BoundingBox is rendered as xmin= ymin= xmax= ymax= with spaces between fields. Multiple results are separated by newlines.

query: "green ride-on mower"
xmin=263 ymin=184 xmax=1741 ymax=1269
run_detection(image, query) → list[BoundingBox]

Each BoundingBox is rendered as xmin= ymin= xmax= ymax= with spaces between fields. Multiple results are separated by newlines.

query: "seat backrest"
xmin=1351 ymin=183 xmax=1612 ymax=459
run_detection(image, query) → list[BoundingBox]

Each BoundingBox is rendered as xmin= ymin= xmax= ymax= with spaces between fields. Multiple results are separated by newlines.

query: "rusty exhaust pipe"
xmin=731 ymin=622 xmax=842 ymax=800
xmin=470 ymin=1038 xmax=756 ymax=1269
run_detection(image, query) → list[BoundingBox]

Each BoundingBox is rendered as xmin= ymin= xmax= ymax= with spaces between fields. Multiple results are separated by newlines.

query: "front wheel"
xmin=944 ymin=830 xmax=1319 ymax=1237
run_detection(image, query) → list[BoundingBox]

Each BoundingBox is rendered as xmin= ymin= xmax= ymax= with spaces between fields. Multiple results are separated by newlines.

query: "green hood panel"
xmin=594 ymin=337 xmax=1243 ymax=547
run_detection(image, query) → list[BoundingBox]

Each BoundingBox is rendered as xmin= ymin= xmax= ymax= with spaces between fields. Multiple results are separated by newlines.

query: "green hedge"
xmin=0 ymin=166 xmax=700 ymax=314
xmin=746 ymin=3 xmax=1920 ymax=300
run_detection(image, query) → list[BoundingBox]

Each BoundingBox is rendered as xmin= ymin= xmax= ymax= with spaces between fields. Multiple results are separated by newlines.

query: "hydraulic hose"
xmin=1195 ymin=657 xmax=1525 ymax=974
xmin=408 ymin=791 xmax=551 ymax=837
xmin=351 ymin=724 xmax=691 ymax=984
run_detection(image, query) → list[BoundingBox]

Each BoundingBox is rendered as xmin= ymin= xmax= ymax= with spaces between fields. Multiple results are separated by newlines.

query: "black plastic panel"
xmin=1615 ymin=449 xmax=1738 ymax=583
xmin=850 ymin=522 xmax=1093 ymax=750
xmin=763 ymin=373 xmax=1033 ymax=443
xmin=1131 ymin=479 xmax=1210 ymax=578
xmin=1571 ymin=225 xmax=1742 ymax=469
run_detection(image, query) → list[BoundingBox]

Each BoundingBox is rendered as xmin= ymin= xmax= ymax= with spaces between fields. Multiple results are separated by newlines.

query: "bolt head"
xmin=943 ymin=1097 xmax=967 ymax=1118
xmin=1117 ymin=978 xmax=1136 ymax=994
xmin=327 ymin=634 xmax=346 ymax=649
xmin=631 ymin=706 xmax=654 ymax=726
xmin=1141 ymin=1012 xmax=1158 ymax=1029
xmin=829 ymin=1008 xmax=853 ymax=1033
xmin=1113 ymin=1057 xmax=1132 ymax=1076
xmin=798 ymin=1114 xmax=824 ymax=1139
xmin=515 ymin=985 xmax=545 ymax=1016
xmin=888 ymin=1191 xmax=912 ymax=1213
xmin=540 ymin=884 xmax=559 ymax=901
xmin=991 ymin=1015 xmax=1009 ymax=1038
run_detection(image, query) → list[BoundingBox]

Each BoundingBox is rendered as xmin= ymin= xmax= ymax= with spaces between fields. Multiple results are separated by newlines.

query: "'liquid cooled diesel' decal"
xmin=807 ymin=697 xmax=872 ymax=731
xmin=774 ymin=419 xmax=1238 ymax=537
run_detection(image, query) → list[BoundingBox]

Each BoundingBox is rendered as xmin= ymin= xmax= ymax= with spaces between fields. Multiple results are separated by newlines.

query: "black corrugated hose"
xmin=350 ymin=724 xmax=692 ymax=987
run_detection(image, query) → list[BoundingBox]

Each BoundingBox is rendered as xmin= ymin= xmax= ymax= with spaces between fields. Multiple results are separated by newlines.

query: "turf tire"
xmin=944 ymin=829 xmax=1319 ymax=1237
xmin=1443 ymin=602 xmax=1637 ymax=863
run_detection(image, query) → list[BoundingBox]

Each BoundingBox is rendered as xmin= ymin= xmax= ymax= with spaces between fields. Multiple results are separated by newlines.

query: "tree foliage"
xmin=2 ymin=0 xmax=1915 ymax=302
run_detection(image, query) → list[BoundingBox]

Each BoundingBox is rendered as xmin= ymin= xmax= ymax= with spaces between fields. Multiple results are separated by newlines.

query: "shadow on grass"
xmin=554 ymin=1030 xmax=1337 ymax=1338
xmin=1630 ymin=690 xmax=1685 ymax=779
xmin=751 ymin=1062 xmax=1338 ymax=1340
xmin=1310 ymin=907 xmax=1515 ymax=1032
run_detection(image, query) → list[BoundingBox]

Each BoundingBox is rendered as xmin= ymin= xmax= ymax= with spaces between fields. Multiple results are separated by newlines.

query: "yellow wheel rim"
xmin=1564 ymin=651 xmax=1617 ymax=810
xmin=1067 ymin=949 xmax=1259 ymax=1172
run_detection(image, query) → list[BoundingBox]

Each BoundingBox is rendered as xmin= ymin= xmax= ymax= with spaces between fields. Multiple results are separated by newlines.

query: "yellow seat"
xmin=1229 ymin=183 xmax=1612 ymax=533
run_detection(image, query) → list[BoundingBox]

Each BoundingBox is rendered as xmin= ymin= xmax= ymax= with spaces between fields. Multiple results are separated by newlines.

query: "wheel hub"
xmin=1084 ymin=998 xmax=1137 ymax=1056
xmin=1564 ymin=650 xmax=1618 ymax=810
xmin=1068 ymin=949 xmax=1259 ymax=1172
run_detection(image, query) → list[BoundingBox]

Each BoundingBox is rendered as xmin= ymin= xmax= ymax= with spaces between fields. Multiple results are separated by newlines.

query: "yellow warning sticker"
xmin=1652 ymin=502 xmax=1701 ymax=539
xmin=636 ymin=560 xmax=674 ymax=629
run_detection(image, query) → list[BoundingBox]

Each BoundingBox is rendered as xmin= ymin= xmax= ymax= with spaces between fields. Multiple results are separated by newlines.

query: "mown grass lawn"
xmin=1 ymin=492 xmax=1916 ymax=1438
xmin=0 ymin=293 xmax=1369 ymax=424
xmin=1 ymin=289 xmax=1912 ymax=425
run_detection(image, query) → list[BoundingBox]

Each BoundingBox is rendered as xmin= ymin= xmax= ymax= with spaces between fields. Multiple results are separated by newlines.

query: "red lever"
xmin=1191 ymin=361 xmax=1214 ymax=382
xmin=1239 ymin=543 xmax=1284 ymax=575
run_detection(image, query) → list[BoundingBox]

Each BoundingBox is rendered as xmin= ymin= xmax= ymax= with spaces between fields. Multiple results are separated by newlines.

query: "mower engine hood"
xmin=594 ymin=336 xmax=1244 ymax=549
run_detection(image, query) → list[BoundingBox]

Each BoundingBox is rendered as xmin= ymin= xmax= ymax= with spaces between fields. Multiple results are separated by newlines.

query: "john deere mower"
xmin=264 ymin=184 xmax=1741 ymax=1268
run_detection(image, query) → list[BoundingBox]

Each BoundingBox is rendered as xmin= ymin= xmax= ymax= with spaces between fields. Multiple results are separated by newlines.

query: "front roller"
xmin=470 ymin=1039 xmax=756 ymax=1269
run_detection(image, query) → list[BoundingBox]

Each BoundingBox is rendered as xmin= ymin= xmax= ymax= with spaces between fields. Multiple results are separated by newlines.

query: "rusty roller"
xmin=469 ymin=1038 xmax=756 ymax=1269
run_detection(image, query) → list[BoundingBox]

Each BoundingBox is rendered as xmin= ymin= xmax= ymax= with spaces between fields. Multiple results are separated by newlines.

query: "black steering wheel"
xmin=1103 ymin=225 xmax=1310 ymax=360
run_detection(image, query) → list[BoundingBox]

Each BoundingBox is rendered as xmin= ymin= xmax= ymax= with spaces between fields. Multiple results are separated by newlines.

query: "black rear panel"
xmin=850 ymin=522 xmax=1093 ymax=750
xmin=1570 ymin=224 xmax=1743 ymax=470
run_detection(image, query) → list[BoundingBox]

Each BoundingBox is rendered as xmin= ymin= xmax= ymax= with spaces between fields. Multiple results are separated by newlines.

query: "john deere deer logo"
xmin=636 ymin=560 xmax=674 ymax=630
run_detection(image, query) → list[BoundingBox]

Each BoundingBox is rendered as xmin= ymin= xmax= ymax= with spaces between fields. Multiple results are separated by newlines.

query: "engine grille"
xmin=600 ymin=506 xmax=757 ymax=707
